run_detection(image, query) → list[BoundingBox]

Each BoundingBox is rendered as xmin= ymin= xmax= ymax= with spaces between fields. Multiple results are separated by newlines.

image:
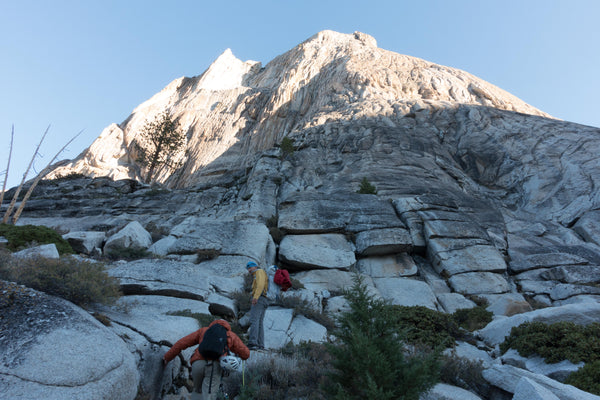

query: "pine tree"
xmin=326 ymin=275 xmax=441 ymax=399
xmin=135 ymin=110 xmax=186 ymax=184
xmin=357 ymin=177 xmax=377 ymax=194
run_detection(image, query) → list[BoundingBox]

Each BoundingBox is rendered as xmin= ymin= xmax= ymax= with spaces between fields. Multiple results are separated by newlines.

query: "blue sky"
xmin=1 ymin=0 xmax=599 ymax=190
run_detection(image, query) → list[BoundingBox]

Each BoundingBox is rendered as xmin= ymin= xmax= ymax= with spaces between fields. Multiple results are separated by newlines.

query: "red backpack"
xmin=273 ymin=269 xmax=292 ymax=291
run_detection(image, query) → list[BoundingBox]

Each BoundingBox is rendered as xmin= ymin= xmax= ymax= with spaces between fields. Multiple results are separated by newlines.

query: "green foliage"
xmin=0 ymin=223 xmax=73 ymax=255
xmin=135 ymin=110 xmax=186 ymax=184
xmin=565 ymin=360 xmax=600 ymax=395
xmin=276 ymin=294 xmax=336 ymax=331
xmin=0 ymin=253 xmax=121 ymax=306
xmin=231 ymin=341 xmax=331 ymax=400
xmin=439 ymin=354 xmax=491 ymax=398
xmin=326 ymin=275 xmax=441 ymax=400
xmin=357 ymin=177 xmax=377 ymax=194
xmin=452 ymin=306 xmax=493 ymax=331
xmin=500 ymin=321 xmax=600 ymax=364
xmin=104 ymin=246 xmax=150 ymax=261
xmin=280 ymin=137 xmax=295 ymax=158
xmin=389 ymin=305 xmax=461 ymax=349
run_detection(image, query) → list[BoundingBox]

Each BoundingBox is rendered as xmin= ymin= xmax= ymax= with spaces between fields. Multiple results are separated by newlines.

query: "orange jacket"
xmin=163 ymin=319 xmax=250 ymax=364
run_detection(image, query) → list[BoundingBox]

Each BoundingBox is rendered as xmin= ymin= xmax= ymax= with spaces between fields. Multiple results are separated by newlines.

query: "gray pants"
xmin=191 ymin=360 xmax=223 ymax=400
xmin=248 ymin=295 xmax=268 ymax=348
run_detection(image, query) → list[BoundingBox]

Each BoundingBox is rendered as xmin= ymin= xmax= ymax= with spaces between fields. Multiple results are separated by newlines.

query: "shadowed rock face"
xmin=45 ymin=30 xmax=599 ymax=224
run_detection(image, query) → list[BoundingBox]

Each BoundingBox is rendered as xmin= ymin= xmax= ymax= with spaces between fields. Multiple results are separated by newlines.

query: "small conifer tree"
xmin=357 ymin=177 xmax=377 ymax=194
xmin=280 ymin=136 xmax=295 ymax=158
xmin=326 ymin=275 xmax=440 ymax=399
xmin=135 ymin=110 xmax=186 ymax=184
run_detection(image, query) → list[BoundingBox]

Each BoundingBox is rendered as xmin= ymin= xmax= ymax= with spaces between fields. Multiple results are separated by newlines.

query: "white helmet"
xmin=219 ymin=354 xmax=242 ymax=372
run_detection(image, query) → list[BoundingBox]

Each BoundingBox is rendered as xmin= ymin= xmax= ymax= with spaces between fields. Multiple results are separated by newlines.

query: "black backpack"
xmin=197 ymin=323 xmax=229 ymax=360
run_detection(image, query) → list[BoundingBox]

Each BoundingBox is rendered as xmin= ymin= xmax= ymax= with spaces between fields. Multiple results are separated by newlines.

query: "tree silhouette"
xmin=135 ymin=110 xmax=186 ymax=184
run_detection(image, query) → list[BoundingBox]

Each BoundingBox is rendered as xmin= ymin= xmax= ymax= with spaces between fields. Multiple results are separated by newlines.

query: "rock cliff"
xmin=3 ymin=30 xmax=600 ymax=399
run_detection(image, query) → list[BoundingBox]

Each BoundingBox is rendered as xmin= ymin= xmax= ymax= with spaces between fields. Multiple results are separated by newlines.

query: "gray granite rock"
xmin=373 ymin=277 xmax=439 ymax=310
xmin=12 ymin=243 xmax=59 ymax=260
xmin=279 ymin=233 xmax=356 ymax=270
xmin=104 ymin=220 xmax=152 ymax=255
xmin=0 ymin=282 xmax=138 ymax=400
xmin=448 ymin=272 xmax=510 ymax=295
xmin=354 ymin=227 xmax=412 ymax=256
xmin=478 ymin=302 xmax=600 ymax=346
xmin=62 ymin=231 xmax=106 ymax=254
xmin=356 ymin=253 xmax=418 ymax=277
xmin=483 ymin=364 xmax=598 ymax=400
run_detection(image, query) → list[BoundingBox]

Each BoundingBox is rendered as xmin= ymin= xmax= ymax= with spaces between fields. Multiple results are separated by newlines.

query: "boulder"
xmin=356 ymin=253 xmax=418 ymax=277
xmin=278 ymin=191 xmax=405 ymax=234
xmin=573 ymin=210 xmax=600 ymax=246
xmin=373 ymin=277 xmax=439 ymax=310
xmin=501 ymin=349 xmax=583 ymax=382
xmin=159 ymin=218 xmax=271 ymax=263
xmin=448 ymin=272 xmax=510 ymax=295
xmin=104 ymin=220 xmax=152 ymax=255
xmin=436 ymin=293 xmax=476 ymax=314
xmin=478 ymin=302 xmax=600 ymax=346
xmin=354 ymin=227 xmax=412 ymax=256
xmin=419 ymin=383 xmax=482 ymax=400
xmin=263 ymin=307 xmax=295 ymax=349
xmin=12 ymin=243 xmax=59 ymax=260
xmin=288 ymin=315 xmax=328 ymax=345
xmin=62 ymin=231 xmax=106 ymax=254
xmin=0 ymin=281 xmax=138 ymax=400
xmin=483 ymin=364 xmax=599 ymax=400
xmin=279 ymin=233 xmax=356 ymax=270
xmin=206 ymin=293 xmax=237 ymax=318
xmin=513 ymin=377 xmax=560 ymax=400
xmin=541 ymin=265 xmax=600 ymax=284
xmin=293 ymin=269 xmax=374 ymax=295
xmin=480 ymin=293 xmax=532 ymax=316
xmin=429 ymin=244 xmax=507 ymax=276
xmin=96 ymin=295 xmax=206 ymax=345
xmin=444 ymin=342 xmax=495 ymax=368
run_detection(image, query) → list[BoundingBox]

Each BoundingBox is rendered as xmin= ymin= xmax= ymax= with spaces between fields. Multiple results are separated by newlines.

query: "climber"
xmin=163 ymin=319 xmax=249 ymax=400
xmin=246 ymin=261 xmax=269 ymax=350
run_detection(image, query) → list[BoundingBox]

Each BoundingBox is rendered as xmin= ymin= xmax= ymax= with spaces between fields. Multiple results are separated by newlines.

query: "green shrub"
xmin=565 ymin=360 xmax=600 ymax=395
xmin=357 ymin=177 xmax=377 ymax=194
xmin=389 ymin=305 xmax=461 ymax=349
xmin=452 ymin=306 xmax=493 ymax=331
xmin=276 ymin=294 xmax=335 ymax=331
xmin=326 ymin=275 xmax=440 ymax=399
xmin=500 ymin=321 xmax=600 ymax=364
xmin=0 ymin=223 xmax=73 ymax=255
xmin=232 ymin=342 xmax=331 ymax=400
xmin=104 ymin=246 xmax=150 ymax=261
xmin=0 ymin=254 xmax=121 ymax=306
xmin=439 ymin=353 xmax=491 ymax=398
xmin=280 ymin=137 xmax=295 ymax=158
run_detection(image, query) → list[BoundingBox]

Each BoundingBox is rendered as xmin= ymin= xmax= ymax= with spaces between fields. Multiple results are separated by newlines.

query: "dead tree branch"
xmin=10 ymin=129 xmax=83 ymax=224
xmin=0 ymin=125 xmax=14 ymax=209
xmin=2 ymin=125 xmax=50 ymax=224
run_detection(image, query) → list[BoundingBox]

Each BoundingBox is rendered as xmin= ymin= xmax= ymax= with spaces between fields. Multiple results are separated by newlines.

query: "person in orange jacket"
xmin=163 ymin=319 xmax=250 ymax=400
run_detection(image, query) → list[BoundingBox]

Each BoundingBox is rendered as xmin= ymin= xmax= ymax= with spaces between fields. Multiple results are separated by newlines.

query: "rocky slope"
xmin=3 ymin=30 xmax=600 ymax=399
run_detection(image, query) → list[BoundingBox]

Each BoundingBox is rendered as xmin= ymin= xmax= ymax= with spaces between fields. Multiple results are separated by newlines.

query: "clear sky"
xmin=1 ymin=0 xmax=599 ymax=190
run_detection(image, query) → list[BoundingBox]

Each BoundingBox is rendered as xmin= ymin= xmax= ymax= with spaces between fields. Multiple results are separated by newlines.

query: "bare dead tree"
xmin=0 ymin=125 xmax=14 ymax=209
xmin=10 ymin=130 xmax=83 ymax=224
xmin=2 ymin=126 xmax=50 ymax=224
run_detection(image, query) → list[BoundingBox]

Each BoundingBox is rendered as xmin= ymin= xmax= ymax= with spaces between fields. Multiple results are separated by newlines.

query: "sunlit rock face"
xmin=49 ymin=30 xmax=554 ymax=189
